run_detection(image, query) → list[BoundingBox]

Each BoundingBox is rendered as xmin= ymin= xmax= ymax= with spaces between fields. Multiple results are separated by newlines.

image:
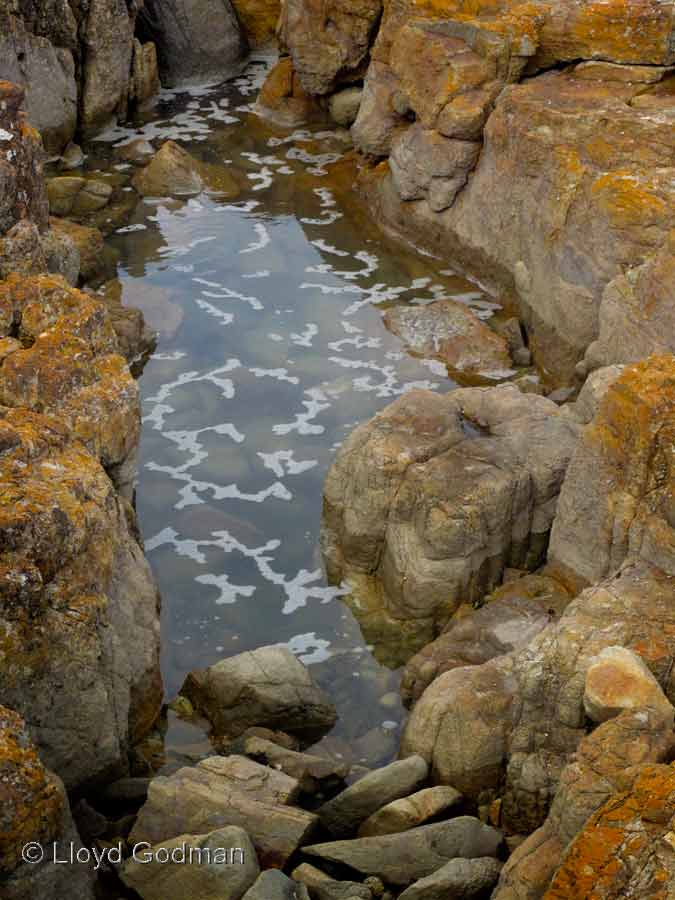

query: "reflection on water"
xmin=90 ymin=51 xmax=511 ymax=768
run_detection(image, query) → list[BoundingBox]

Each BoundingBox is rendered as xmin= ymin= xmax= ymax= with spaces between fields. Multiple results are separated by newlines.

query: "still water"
xmin=93 ymin=52 xmax=510 ymax=768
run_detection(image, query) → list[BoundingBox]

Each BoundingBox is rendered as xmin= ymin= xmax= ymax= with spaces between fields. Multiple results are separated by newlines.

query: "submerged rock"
xmin=304 ymin=818 xmax=504 ymax=885
xmin=132 ymin=140 xmax=241 ymax=199
xmin=384 ymin=299 xmax=512 ymax=378
xmin=181 ymin=645 xmax=336 ymax=744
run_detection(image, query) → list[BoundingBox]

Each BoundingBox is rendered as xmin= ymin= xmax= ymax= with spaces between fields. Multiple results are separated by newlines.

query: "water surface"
xmin=92 ymin=52 xmax=511 ymax=768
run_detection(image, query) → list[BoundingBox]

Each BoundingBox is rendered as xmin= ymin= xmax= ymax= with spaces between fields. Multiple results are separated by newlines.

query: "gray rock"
xmin=121 ymin=826 xmax=259 ymax=900
xmin=318 ymin=755 xmax=428 ymax=837
xmin=398 ymin=857 xmax=503 ymax=900
xmin=235 ymin=734 xmax=349 ymax=793
xmin=329 ymin=88 xmax=363 ymax=127
xmin=352 ymin=62 xmax=407 ymax=157
xmin=102 ymin=776 xmax=152 ymax=804
xmin=304 ymin=818 xmax=503 ymax=885
xmin=60 ymin=142 xmax=85 ymax=170
xmin=181 ymin=645 xmax=336 ymax=744
xmin=316 ymin=882 xmax=372 ymax=900
xmin=243 ymin=870 xmax=310 ymax=900
xmin=139 ymin=0 xmax=246 ymax=86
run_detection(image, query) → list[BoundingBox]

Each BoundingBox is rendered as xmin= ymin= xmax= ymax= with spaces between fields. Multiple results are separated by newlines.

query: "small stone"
xmin=242 ymin=869 xmax=310 ymax=900
xmin=513 ymin=347 xmax=532 ymax=367
xmin=60 ymin=142 xmax=85 ymax=170
xmin=364 ymin=876 xmax=385 ymax=897
xmin=329 ymin=87 xmax=363 ymax=127
xmin=583 ymin=646 xmax=674 ymax=724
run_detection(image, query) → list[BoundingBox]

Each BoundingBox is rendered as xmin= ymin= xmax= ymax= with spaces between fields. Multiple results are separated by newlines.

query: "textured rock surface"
xmin=549 ymin=356 xmax=675 ymax=589
xmin=232 ymin=734 xmax=349 ymax=793
xmin=318 ymin=755 xmax=428 ymax=837
xmin=0 ymin=705 xmax=96 ymax=898
xmin=383 ymin=299 xmax=512 ymax=377
xmin=583 ymin=646 xmax=674 ymax=724
xmin=132 ymin=140 xmax=241 ymax=199
xmin=304 ymin=818 xmax=504 ymax=885
xmin=121 ymin=826 xmax=259 ymax=900
xmin=181 ymin=645 xmax=336 ymax=743
xmin=130 ymin=756 xmax=318 ymax=866
xmin=323 ymin=384 xmax=578 ymax=631
xmin=493 ymin=707 xmax=675 ymax=899
xmin=139 ymin=0 xmax=246 ymax=86
xmin=255 ymin=57 xmax=325 ymax=127
xmin=398 ymin=856 xmax=503 ymax=900
xmin=0 ymin=82 xmax=48 ymax=235
xmin=279 ymin=0 xmax=382 ymax=95
xmin=358 ymin=785 xmax=463 ymax=837
xmin=231 ymin=0 xmax=280 ymax=47
xmin=242 ymin=870 xmax=310 ymax=900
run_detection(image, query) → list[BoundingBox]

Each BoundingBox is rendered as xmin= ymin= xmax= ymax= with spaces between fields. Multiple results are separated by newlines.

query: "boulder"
xmin=230 ymin=0 xmax=281 ymax=47
xmin=279 ymin=0 xmax=382 ymax=95
xmin=138 ymin=0 xmax=246 ymax=87
xmin=400 ymin=581 xmax=566 ymax=706
xmin=243 ymin=870 xmax=311 ymax=900
xmin=121 ymin=826 xmax=259 ymax=900
xmin=493 ymin=707 xmax=675 ymax=899
xmin=304 ymin=818 xmax=504 ymax=885
xmin=351 ymin=62 xmax=408 ymax=157
xmin=329 ymin=87 xmax=363 ymax=127
xmin=0 ymin=221 xmax=47 ymax=279
xmin=255 ymin=57 xmax=324 ymax=128
xmin=583 ymin=646 xmax=674 ymax=724
xmin=47 ymin=176 xmax=113 ymax=217
xmin=318 ymin=755 xmax=429 ymax=837
xmin=48 ymin=217 xmax=106 ymax=284
xmin=0 ymin=705 xmax=96 ymax=899
xmin=383 ymin=299 xmax=512 ymax=377
xmin=549 ymin=357 xmax=675 ymax=589
xmin=358 ymin=786 xmax=463 ymax=837
xmin=398 ymin=857 xmax=503 ymax=900
xmin=129 ymin=756 xmax=318 ymax=867
xmin=39 ymin=223 xmax=80 ymax=285
xmin=322 ymin=384 xmax=579 ymax=632
xmin=181 ymin=645 xmax=336 ymax=744
xmin=132 ymin=140 xmax=240 ymax=199
xmin=0 ymin=81 xmax=49 ymax=235
xmin=231 ymin=734 xmax=349 ymax=793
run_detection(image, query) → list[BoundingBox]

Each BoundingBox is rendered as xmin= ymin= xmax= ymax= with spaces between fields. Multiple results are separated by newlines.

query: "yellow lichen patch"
xmin=0 ymin=705 xmax=63 ymax=875
xmin=591 ymin=172 xmax=669 ymax=230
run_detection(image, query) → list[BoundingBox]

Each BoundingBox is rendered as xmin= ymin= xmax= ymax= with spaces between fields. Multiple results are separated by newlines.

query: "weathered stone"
xmin=132 ymin=140 xmax=240 ymax=199
xmin=279 ymin=0 xmax=382 ymax=95
xmin=549 ymin=357 xmax=675 ymax=588
xmin=181 ymin=645 xmax=336 ymax=744
xmin=48 ymin=217 xmax=106 ymax=284
xmin=231 ymin=0 xmax=281 ymax=47
xmin=39 ymin=221 xmax=79 ymax=285
xmin=243 ymin=869 xmax=311 ymax=900
xmin=304 ymin=818 xmax=503 ymax=885
xmin=351 ymin=62 xmax=408 ymax=157
xmin=60 ymin=142 xmax=85 ymax=170
xmin=583 ymin=646 xmax=674 ymax=724
xmin=318 ymin=755 xmax=428 ymax=837
xmin=390 ymin=125 xmax=480 ymax=212
xmin=117 ymin=138 xmax=156 ymax=165
xmin=121 ymin=826 xmax=259 ymax=900
xmin=255 ymin=57 xmax=324 ymax=128
xmin=398 ymin=857 xmax=503 ymax=900
xmin=233 ymin=734 xmax=349 ymax=793
xmin=139 ymin=0 xmax=246 ymax=87
xmin=0 ymin=20 xmax=77 ymax=155
xmin=130 ymin=39 xmax=160 ymax=107
xmin=0 ymin=705 xmax=96 ymax=898
xmin=383 ymin=299 xmax=512 ymax=377
xmin=329 ymin=87 xmax=363 ymax=127
xmin=80 ymin=0 xmax=135 ymax=136
xmin=129 ymin=756 xmax=318 ymax=866
xmin=358 ymin=785 xmax=463 ymax=837
xmin=0 ymin=81 xmax=49 ymax=235
xmin=400 ymin=583 xmax=565 ymax=706
xmin=0 ymin=221 xmax=47 ymax=279
xmin=323 ymin=385 xmax=579 ymax=631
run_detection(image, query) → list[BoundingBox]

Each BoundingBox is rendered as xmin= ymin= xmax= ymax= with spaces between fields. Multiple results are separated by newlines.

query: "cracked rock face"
xmin=322 ymin=384 xmax=579 ymax=633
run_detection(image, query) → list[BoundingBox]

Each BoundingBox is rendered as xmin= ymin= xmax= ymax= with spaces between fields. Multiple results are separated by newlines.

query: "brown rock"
xmin=583 ymin=646 xmax=674 ymax=724
xmin=358 ymin=785 xmax=463 ymax=837
xmin=132 ymin=140 xmax=240 ymax=199
xmin=49 ymin=217 xmax=106 ymax=284
xmin=231 ymin=0 xmax=280 ymax=46
xmin=255 ymin=57 xmax=324 ymax=127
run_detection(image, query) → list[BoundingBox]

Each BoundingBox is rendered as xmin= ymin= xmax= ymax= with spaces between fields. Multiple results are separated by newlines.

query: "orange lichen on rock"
xmin=0 ymin=705 xmax=63 ymax=875
xmin=545 ymin=764 xmax=675 ymax=899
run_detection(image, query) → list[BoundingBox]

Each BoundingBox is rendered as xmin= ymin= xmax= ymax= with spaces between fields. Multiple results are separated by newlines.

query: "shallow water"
xmin=90 ymin=52 xmax=513 ymax=768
